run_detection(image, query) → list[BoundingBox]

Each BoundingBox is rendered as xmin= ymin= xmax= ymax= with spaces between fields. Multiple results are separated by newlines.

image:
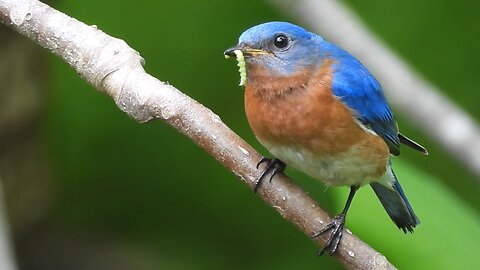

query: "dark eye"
xmin=273 ymin=34 xmax=290 ymax=50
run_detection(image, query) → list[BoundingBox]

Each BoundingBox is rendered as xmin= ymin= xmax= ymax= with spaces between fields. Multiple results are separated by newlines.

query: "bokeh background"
xmin=1 ymin=0 xmax=479 ymax=269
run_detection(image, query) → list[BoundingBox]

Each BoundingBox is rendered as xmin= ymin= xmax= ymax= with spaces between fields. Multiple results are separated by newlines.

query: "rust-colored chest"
xmin=246 ymin=84 xmax=358 ymax=153
xmin=243 ymin=62 xmax=389 ymax=181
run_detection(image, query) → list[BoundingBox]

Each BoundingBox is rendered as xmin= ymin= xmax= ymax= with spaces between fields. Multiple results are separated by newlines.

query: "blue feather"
xmin=370 ymin=164 xmax=420 ymax=232
xmin=323 ymin=42 xmax=400 ymax=155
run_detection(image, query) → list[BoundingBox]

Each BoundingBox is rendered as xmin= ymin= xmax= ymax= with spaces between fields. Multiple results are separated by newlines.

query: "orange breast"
xmin=244 ymin=61 xmax=389 ymax=179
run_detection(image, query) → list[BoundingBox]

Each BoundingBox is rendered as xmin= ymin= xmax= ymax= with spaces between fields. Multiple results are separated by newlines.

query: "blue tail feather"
xmin=370 ymin=168 xmax=419 ymax=233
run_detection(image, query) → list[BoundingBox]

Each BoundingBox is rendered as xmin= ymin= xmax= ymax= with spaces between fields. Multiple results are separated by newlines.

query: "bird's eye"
xmin=273 ymin=34 xmax=290 ymax=50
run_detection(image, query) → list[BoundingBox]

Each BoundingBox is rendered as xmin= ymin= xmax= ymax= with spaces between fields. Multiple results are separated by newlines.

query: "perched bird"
xmin=224 ymin=22 xmax=427 ymax=255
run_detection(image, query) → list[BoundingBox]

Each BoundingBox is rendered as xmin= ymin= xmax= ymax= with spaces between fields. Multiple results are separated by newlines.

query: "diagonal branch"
xmin=269 ymin=0 xmax=480 ymax=178
xmin=0 ymin=0 xmax=396 ymax=269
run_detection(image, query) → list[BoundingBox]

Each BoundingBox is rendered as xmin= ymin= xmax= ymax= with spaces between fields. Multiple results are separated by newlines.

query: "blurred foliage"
xmin=29 ymin=0 xmax=480 ymax=269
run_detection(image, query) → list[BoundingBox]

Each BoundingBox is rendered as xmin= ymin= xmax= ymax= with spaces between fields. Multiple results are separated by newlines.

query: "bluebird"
xmin=224 ymin=22 xmax=427 ymax=255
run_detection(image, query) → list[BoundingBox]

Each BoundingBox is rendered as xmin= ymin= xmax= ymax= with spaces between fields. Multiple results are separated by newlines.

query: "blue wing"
xmin=327 ymin=45 xmax=400 ymax=155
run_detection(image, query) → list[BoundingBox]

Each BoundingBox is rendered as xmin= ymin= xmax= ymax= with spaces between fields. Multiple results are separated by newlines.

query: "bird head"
xmin=224 ymin=22 xmax=324 ymax=80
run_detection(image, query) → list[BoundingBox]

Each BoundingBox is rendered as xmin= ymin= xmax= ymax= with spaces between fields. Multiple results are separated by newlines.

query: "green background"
xmin=20 ymin=0 xmax=480 ymax=269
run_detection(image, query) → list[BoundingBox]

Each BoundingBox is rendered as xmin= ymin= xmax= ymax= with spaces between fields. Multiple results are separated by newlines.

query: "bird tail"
xmin=398 ymin=133 xmax=428 ymax=155
xmin=370 ymin=166 xmax=420 ymax=233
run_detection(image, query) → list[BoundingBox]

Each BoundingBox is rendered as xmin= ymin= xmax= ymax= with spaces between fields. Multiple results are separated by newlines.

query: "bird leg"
xmin=312 ymin=185 xmax=359 ymax=255
xmin=254 ymin=157 xmax=286 ymax=193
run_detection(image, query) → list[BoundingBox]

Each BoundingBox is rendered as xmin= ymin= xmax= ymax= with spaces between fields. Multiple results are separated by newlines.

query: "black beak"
xmin=224 ymin=45 xmax=270 ymax=58
xmin=224 ymin=46 xmax=242 ymax=57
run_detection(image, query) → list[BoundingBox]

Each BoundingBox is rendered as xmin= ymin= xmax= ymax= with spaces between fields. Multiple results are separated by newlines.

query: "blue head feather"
xmin=238 ymin=22 xmax=324 ymax=75
xmin=239 ymin=22 xmax=316 ymax=45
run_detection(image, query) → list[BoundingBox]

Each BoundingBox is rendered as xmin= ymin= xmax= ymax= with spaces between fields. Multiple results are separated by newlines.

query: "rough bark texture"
xmin=0 ymin=0 xmax=399 ymax=269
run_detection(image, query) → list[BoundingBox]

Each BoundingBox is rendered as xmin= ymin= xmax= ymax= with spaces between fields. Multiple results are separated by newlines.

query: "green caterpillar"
xmin=225 ymin=50 xmax=247 ymax=86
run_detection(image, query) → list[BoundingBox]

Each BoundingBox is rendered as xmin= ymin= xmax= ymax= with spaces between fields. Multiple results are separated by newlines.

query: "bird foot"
xmin=311 ymin=214 xmax=346 ymax=256
xmin=254 ymin=157 xmax=286 ymax=193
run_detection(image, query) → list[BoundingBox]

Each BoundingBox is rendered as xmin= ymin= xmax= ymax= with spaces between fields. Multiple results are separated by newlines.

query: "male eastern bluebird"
xmin=224 ymin=22 xmax=428 ymax=255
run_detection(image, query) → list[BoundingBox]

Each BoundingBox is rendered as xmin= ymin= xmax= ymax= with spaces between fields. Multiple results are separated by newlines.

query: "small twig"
xmin=269 ymin=0 xmax=480 ymax=178
xmin=0 ymin=0 xmax=397 ymax=269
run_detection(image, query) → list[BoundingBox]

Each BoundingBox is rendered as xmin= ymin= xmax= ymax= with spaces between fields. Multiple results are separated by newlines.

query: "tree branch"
xmin=0 ymin=0 xmax=396 ymax=269
xmin=269 ymin=0 xmax=480 ymax=178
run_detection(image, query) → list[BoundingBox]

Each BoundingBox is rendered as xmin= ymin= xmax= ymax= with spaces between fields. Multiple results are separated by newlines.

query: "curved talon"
xmin=256 ymin=157 xmax=270 ymax=169
xmin=312 ymin=214 xmax=346 ymax=256
xmin=254 ymin=157 xmax=286 ymax=193
xmin=311 ymin=186 xmax=358 ymax=255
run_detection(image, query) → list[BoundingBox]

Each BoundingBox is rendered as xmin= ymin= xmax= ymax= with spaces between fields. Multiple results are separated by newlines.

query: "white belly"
xmin=264 ymin=143 xmax=388 ymax=186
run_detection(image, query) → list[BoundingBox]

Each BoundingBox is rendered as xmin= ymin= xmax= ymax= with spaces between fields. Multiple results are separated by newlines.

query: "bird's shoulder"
xmin=316 ymin=43 xmax=400 ymax=155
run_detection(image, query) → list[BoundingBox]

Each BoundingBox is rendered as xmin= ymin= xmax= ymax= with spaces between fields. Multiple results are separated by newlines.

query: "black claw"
xmin=254 ymin=157 xmax=286 ymax=193
xmin=311 ymin=186 xmax=358 ymax=256
xmin=256 ymin=157 xmax=270 ymax=169
xmin=312 ymin=214 xmax=346 ymax=256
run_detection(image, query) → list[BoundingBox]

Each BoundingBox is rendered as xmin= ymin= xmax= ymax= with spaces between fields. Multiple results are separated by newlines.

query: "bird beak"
xmin=224 ymin=45 xmax=269 ymax=58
